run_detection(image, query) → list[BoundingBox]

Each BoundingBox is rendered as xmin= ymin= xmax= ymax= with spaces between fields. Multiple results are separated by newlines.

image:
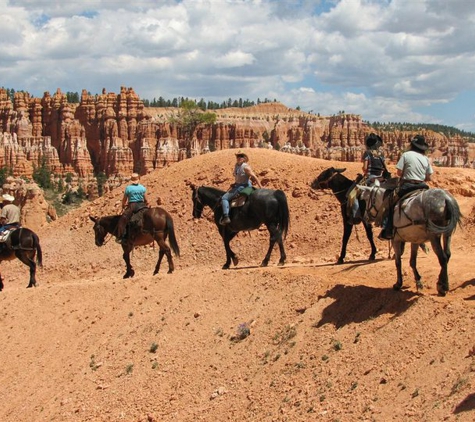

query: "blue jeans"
xmin=0 ymin=223 xmax=19 ymax=234
xmin=222 ymin=184 xmax=248 ymax=216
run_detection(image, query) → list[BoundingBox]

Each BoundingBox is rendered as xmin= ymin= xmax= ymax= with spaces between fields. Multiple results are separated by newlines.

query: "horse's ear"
xmin=89 ymin=215 xmax=98 ymax=223
xmin=188 ymin=181 xmax=196 ymax=190
xmin=336 ymin=168 xmax=346 ymax=173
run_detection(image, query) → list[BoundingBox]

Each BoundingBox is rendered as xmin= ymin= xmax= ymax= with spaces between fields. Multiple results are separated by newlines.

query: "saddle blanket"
xmin=0 ymin=228 xmax=15 ymax=243
xmin=230 ymin=187 xmax=254 ymax=208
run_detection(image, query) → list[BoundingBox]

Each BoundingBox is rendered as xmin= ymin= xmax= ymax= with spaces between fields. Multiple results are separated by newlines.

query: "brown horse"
xmin=0 ymin=227 xmax=43 ymax=291
xmin=90 ymin=207 xmax=180 ymax=278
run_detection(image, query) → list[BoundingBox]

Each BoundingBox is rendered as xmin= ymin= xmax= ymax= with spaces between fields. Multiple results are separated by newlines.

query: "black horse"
xmin=190 ymin=184 xmax=290 ymax=269
xmin=90 ymin=207 xmax=180 ymax=278
xmin=311 ymin=167 xmax=377 ymax=264
xmin=0 ymin=227 xmax=43 ymax=291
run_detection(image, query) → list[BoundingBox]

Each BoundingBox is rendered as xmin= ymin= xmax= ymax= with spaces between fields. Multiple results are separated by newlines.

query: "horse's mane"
xmin=202 ymin=185 xmax=225 ymax=195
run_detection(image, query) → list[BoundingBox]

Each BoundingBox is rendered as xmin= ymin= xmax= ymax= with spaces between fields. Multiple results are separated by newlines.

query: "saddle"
xmin=0 ymin=227 xmax=18 ymax=243
xmin=230 ymin=186 xmax=254 ymax=209
xmin=129 ymin=207 xmax=148 ymax=231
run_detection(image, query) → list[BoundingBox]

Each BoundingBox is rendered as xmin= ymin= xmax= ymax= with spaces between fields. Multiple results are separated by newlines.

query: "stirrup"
xmin=220 ymin=215 xmax=231 ymax=225
xmin=378 ymin=229 xmax=393 ymax=240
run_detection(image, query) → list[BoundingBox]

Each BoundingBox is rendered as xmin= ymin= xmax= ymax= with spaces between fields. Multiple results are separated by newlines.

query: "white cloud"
xmin=0 ymin=0 xmax=474 ymax=131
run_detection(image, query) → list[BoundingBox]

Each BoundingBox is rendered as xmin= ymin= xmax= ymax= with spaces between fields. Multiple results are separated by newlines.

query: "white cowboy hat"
xmin=2 ymin=193 xmax=15 ymax=202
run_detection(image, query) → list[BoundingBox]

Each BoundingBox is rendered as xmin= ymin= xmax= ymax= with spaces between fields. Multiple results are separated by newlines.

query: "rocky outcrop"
xmin=0 ymin=87 xmax=473 ymax=191
xmin=1 ymin=177 xmax=56 ymax=231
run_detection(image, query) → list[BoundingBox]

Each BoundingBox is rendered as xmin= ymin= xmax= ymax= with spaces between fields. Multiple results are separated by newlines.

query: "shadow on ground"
xmin=314 ymin=284 xmax=419 ymax=329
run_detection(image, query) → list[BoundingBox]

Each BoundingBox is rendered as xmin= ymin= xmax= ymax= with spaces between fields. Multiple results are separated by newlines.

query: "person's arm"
xmin=121 ymin=193 xmax=128 ymax=209
xmin=143 ymin=192 xmax=149 ymax=206
xmin=362 ymin=159 xmax=369 ymax=175
xmin=245 ymin=166 xmax=262 ymax=188
xmin=425 ymin=158 xmax=434 ymax=182
xmin=362 ymin=151 xmax=369 ymax=175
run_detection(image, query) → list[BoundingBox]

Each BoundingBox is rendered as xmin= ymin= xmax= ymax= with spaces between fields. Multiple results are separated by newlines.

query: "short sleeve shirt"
xmin=234 ymin=163 xmax=251 ymax=185
xmin=124 ymin=183 xmax=146 ymax=203
xmin=1 ymin=204 xmax=21 ymax=224
xmin=396 ymin=151 xmax=433 ymax=182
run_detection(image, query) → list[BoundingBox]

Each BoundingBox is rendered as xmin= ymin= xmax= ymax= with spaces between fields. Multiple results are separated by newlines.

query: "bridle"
xmin=317 ymin=171 xmax=345 ymax=194
xmin=95 ymin=218 xmax=115 ymax=245
xmin=192 ymin=186 xmax=216 ymax=219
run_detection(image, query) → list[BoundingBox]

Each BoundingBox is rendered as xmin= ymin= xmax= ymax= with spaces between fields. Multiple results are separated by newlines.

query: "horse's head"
xmin=89 ymin=216 xmax=107 ymax=246
xmin=311 ymin=167 xmax=346 ymax=190
xmin=190 ymin=185 xmax=204 ymax=218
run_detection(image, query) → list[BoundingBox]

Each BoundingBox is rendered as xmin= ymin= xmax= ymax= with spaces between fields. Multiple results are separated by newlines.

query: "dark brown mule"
xmin=90 ymin=207 xmax=180 ymax=278
xmin=0 ymin=227 xmax=43 ymax=291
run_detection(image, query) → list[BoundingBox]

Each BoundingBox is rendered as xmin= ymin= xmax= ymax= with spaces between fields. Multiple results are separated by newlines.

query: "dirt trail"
xmin=1 ymin=149 xmax=474 ymax=421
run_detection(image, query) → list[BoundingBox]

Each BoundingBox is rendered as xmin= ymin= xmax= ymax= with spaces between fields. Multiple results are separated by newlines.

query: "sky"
xmin=1 ymin=0 xmax=475 ymax=132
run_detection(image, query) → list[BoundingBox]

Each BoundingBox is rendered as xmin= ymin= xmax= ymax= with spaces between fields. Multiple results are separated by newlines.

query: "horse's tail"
xmin=32 ymin=231 xmax=43 ymax=267
xmin=166 ymin=215 xmax=180 ymax=257
xmin=275 ymin=190 xmax=290 ymax=239
xmin=425 ymin=191 xmax=462 ymax=235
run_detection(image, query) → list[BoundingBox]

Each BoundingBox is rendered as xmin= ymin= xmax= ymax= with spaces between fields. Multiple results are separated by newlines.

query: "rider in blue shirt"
xmin=117 ymin=173 xmax=149 ymax=242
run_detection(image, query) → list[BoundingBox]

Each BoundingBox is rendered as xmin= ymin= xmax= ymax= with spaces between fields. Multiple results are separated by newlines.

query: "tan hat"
xmin=235 ymin=151 xmax=249 ymax=161
xmin=131 ymin=173 xmax=140 ymax=183
xmin=2 ymin=193 xmax=15 ymax=202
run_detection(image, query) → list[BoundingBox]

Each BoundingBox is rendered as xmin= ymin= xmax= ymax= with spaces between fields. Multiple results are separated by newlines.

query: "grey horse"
xmin=357 ymin=184 xmax=461 ymax=296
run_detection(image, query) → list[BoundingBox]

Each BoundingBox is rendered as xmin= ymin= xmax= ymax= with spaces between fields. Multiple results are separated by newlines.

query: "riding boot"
xmin=378 ymin=211 xmax=393 ymax=240
xmin=378 ymin=191 xmax=395 ymax=240
xmin=221 ymin=214 xmax=231 ymax=225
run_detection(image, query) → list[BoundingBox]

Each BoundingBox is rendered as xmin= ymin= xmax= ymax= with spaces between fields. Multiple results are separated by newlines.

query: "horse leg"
xmin=122 ymin=247 xmax=135 ymax=278
xmin=409 ymin=243 xmax=423 ymax=291
xmin=338 ymin=221 xmax=353 ymax=265
xmin=443 ymin=233 xmax=452 ymax=263
xmin=154 ymin=250 xmax=165 ymax=275
xmin=15 ymin=251 xmax=37 ymax=288
xmin=262 ymin=224 xmax=286 ymax=267
xmin=221 ymin=229 xmax=238 ymax=269
xmin=153 ymin=233 xmax=174 ymax=275
xmin=393 ymin=240 xmax=404 ymax=291
xmin=430 ymin=236 xmax=449 ymax=296
xmin=362 ymin=220 xmax=377 ymax=261
xmin=276 ymin=230 xmax=287 ymax=266
xmin=0 ymin=272 xmax=4 ymax=291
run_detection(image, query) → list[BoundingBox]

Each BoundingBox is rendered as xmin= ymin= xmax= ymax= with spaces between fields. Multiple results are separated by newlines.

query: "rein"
xmin=317 ymin=171 xmax=340 ymax=190
xmin=194 ymin=187 xmax=221 ymax=219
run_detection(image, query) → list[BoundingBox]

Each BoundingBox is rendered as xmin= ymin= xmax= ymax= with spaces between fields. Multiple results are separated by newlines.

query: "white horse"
xmin=357 ymin=184 xmax=462 ymax=296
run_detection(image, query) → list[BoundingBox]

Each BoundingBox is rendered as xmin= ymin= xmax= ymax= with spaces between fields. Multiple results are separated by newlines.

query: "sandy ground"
xmin=0 ymin=148 xmax=475 ymax=422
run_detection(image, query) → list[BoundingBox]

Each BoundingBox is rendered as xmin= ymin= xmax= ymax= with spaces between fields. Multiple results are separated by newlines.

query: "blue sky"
xmin=1 ymin=0 xmax=475 ymax=132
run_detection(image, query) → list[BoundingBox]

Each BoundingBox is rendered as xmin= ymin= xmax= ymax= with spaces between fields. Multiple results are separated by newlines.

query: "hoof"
xmin=222 ymin=264 xmax=230 ymax=270
xmin=277 ymin=260 xmax=285 ymax=267
xmin=167 ymin=269 xmax=173 ymax=274
xmin=437 ymin=285 xmax=448 ymax=297
xmin=336 ymin=258 xmax=344 ymax=265
xmin=393 ymin=283 xmax=402 ymax=291
xmin=369 ymin=254 xmax=376 ymax=261
xmin=232 ymin=256 xmax=239 ymax=266
xmin=260 ymin=261 xmax=269 ymax=267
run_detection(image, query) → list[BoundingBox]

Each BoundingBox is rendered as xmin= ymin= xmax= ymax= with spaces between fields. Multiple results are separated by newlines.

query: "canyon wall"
xmin=1 ymin=87 xmax=473 ymax=192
